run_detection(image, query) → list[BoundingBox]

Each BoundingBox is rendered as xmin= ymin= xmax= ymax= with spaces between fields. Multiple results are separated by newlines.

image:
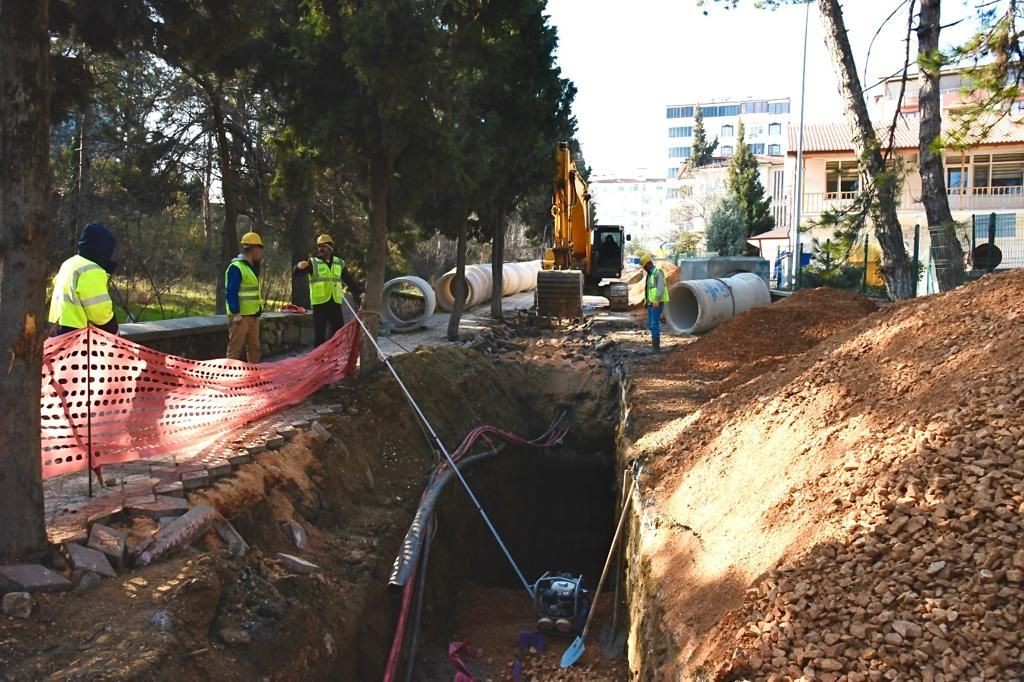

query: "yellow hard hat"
xmin=639 ymin=254 xmax=652 ymax=266
xmin=240 ymin=231 xmax=264 ymax=247
xmin=316 ymin=234 xmax=335 ymax=246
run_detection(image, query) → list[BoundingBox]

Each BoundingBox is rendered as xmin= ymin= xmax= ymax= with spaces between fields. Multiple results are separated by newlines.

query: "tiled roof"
xmin=788 ymin=116 xmax=1024 ymax=153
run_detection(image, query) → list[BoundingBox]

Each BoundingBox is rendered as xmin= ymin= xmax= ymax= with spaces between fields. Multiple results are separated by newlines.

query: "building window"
xmin=669 ymin=126 xmax=693 ymax=138
xmin=703 ymin=104 xmax=741 ymax=117
xmin=748 ymin=101 xmax=769 ymax=114
xmin=720 ymin=145 xmax=734 ymax=157
xmin=721 ymin=124 xmax=734 ymax=137
xmin=768 ymin=101 xmax=790 ymax=115
xmin=668 ymin=167 xmax=679 ymax=179
xmin=973 ymin=213 xmax=1016 ymax=238
xmin=666 ymin=106 xmax=694 ymax=119
xmin=826 ymin=160 xmax=860 ymax=196
xmin=748 ymin=125 xmax=764 ymax=138
xmin=970 ymin=152 xmax=1024 ymax=193
xmin=768 ymin=144 xmax=782 ymax=156
xmin=768 ymin=122 xmax=782 ymax=136
xmin=749 ymin=143 xmax=765 ymax=155
xmin=668 ymin=146 xmax=692 ymax=159
xmin=947 ymin=167 xmax=968 ymax=193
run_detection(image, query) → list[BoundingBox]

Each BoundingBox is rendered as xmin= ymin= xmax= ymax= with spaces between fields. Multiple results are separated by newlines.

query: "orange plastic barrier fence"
xmin=40 ymin=320 xmax=360 ymax=478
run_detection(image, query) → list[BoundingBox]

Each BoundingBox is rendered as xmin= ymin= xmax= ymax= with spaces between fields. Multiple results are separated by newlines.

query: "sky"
xmin=544 ymin=0 xmax=981 ymax=176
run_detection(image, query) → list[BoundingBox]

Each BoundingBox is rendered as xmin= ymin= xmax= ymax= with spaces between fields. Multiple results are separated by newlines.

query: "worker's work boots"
xmin=652 ymin=337 xmax=660 ymax=352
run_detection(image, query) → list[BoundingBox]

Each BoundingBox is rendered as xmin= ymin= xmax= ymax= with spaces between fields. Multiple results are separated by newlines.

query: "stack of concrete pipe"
xmin=381 ymin=275 xmax=437 ymax=332
xmin=665 ymin=272 xmax=771 ymax=335
xmin=434 ymin=260 xmax=542 ymax=312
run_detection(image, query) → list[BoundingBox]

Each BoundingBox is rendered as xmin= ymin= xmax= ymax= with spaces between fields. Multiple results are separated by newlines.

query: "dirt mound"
xmin=667 ymin=287 xmax=878 ymax=379
xmin=626 ymin=271 xmax=1024 ymax=681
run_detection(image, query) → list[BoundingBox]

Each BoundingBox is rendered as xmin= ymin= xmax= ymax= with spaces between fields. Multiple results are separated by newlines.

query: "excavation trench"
xmin=379 ymin=361 xmax=632 ymax=680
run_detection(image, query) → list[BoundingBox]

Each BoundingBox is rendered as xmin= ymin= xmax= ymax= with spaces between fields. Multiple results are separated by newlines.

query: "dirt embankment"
xmin=0 ymin=346 xmax=615 ymax=681
xmin=625 ymin=273 xmax=1024 ymax=681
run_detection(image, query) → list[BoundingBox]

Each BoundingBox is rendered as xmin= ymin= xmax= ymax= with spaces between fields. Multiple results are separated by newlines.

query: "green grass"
xmin=114 ymin=286 xmax=289 ymax=323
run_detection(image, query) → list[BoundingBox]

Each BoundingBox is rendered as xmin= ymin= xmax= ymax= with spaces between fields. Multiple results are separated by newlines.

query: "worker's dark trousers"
xmin=313 ymin=301 xmax=345 ymax=346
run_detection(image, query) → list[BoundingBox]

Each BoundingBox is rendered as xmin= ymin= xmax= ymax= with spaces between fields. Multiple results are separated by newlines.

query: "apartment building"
xmin=786 ymin=115 xmax=1024 ymax=292
xmin=664 ymin=97 xmax=791 ymax=180
xmin=589 ymin=173 xmax=675 ymax=251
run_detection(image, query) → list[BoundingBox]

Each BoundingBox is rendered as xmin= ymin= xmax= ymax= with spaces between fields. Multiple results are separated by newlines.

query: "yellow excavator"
xmin=536 ymin=142 xmax=628 ymax=318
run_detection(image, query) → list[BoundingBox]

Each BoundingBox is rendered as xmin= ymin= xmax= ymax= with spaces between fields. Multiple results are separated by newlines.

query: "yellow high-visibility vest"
xmin=226 ymin=258 xmax=262 ymax=315
xmin=646 ymin=266 xmax=669 ymax=304
xmin=48 ymin=255 xmax=113 ymax=329
xmin=308 ymin=257 xmax=346 ymax=305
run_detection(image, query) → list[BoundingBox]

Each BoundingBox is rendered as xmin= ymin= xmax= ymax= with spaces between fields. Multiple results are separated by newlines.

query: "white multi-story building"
xmin=589 ymin=173 xmax=675 ymax=251
xmin=664 ymin=97 xmax=792 ymax=180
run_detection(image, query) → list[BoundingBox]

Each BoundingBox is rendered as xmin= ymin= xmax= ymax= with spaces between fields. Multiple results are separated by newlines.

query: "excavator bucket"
xmin=536 ymin=270 xmax=583 ymax=319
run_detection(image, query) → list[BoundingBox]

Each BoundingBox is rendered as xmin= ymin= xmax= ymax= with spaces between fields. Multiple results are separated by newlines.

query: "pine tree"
xmin=689 ymin=106 xmax=718 ymax=168
xmin=726 ymin=121 xmax=775 ymax=238
xmin=704 ymin=197 xmax=746 ymax=256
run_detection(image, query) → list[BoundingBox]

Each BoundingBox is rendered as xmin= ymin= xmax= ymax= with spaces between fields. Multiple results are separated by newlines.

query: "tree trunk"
xmin=360 ymin=147 xmax=390 ymax=374
xmin=287 ymin=159 xmax=314 ymax=308
xmin=210 ymin=90 xmax=240 ymax=315
xmin=447 ymin=220 xmax=468 ymax=341
xmin=202 ymin=131 xmax=214 ymax=257
xmin=74 ymin=105 xmax=91 ymax=243
xmin=818 ymin=0 xmax=915 ymax=299
xmin=917 ymin=0 xmax=966 ymax=292
xmin=0 ymin=0 xmax=51 ymax=561
xmin=490 ymin=212 xmax=506 ymax=319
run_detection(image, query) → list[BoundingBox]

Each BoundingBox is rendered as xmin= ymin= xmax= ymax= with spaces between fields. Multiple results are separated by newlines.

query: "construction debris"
xmin=276 ymin=553 xmax=319 ymax=575
xmin=65 ymin=542 xmax=117 ymax=578
xmin=1 ymin=592 xmax=33 ymax=619
xmin=0 ymin=565 xmax=71 ymax=594
xmin=136 ymin=504 xmax=218 ymax=567
xmin=125 ymin=494 xmax=190 ymax=520
xmin=87 ymin=524 xmax=127 ymax=570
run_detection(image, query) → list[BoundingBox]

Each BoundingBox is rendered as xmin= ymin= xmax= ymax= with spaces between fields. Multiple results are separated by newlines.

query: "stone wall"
xmin=120 ymin=313 xmax=315 ymax=360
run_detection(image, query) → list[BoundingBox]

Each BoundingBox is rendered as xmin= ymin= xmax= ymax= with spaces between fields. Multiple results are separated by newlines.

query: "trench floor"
xmin=417 ymin=584 xmax=629 ymax=681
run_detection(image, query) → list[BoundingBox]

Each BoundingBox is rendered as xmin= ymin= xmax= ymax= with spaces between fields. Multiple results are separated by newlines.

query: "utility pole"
xmin=791 ymin=0 xmax=811 ymax=288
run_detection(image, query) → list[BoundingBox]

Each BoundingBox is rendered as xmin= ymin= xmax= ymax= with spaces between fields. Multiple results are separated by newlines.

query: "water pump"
xmin=532 ymin=572 xmax=589 ymax=633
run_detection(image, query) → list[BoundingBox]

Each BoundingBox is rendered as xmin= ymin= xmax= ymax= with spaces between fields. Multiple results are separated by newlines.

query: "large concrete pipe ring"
xmin=666 ymin=272 xmax=771 ymax=335
xmin=434 ymin=261 xmax=542 ymax=312
xmin=381 ymin=276 xmax=437 ymax=332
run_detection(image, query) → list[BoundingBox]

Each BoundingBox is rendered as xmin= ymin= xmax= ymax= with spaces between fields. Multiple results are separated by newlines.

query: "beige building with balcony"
xmin=786 ymin=115 xmax=1024 ymax=292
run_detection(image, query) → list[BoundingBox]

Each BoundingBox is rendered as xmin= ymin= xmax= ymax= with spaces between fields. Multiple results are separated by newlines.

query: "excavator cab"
xmin=592 ymin=226 xmax=625 ymax=280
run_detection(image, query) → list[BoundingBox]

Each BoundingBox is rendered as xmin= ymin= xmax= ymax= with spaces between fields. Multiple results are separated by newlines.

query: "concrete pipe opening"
xmin=435 ymin=265 xmax=491 ymax=312
xmin=382 ymin=276 xmax=437 ymax=332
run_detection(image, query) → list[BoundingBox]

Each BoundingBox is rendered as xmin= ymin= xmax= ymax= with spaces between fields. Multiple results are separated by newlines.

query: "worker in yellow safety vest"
xmin=294 ymin=234 xmax=364 ymax=346
xmin=225 ymin=232 xmax=265 ymax=362
xmin=641 ymin=254 xmax=669 ymax=352
xmin=48 ymin=222 xmax=120 ymax=337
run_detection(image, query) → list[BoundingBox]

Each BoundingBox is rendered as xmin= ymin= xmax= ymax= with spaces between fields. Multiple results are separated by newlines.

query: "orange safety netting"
xmin=40 ymin=320 xmax=360 ymax=479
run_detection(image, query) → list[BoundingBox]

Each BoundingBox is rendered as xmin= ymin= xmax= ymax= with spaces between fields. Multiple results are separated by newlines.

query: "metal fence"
xmin=786 ymin=212 xmax=1023 ymax=296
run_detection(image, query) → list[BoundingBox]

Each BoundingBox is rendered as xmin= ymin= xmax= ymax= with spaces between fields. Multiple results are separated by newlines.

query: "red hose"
xmin=382 ymin=556 xmax=418 ymax=682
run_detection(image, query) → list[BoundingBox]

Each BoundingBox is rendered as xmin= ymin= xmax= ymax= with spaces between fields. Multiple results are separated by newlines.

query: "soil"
xmin=624 ymin=273 xmax=1024 ymax=681
xmin=8 ymin=271 xmax=1024 ymax=682
xmin=0 ymin=345 xmax=619 ymax=681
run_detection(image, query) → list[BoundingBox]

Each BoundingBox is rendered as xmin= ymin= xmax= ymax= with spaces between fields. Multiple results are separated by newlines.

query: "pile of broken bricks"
xmin=2 ymin=407 xmax=345 ymax=620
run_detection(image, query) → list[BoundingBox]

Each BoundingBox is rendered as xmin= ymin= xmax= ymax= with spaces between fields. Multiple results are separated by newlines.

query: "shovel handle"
xmin=580 ymin=467 xmax=640 ymax=640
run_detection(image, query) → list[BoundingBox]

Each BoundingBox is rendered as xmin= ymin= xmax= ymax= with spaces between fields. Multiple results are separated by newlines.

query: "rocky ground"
xmin=624 ymin=272 xmax=1024 ymax=681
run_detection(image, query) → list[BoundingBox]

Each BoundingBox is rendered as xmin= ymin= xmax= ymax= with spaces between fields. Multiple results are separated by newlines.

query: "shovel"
xmin=560 ymin=467 xmax=641 ymax=669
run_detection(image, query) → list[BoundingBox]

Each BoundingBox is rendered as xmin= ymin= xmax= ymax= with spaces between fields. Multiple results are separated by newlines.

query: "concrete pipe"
xmin=435 ymin=260 xmax=542 ymax=312
xmin=381 ymin=275 xmax=437 ymax=332
xmin=666 ymin=272 xmax=771 ymax=335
